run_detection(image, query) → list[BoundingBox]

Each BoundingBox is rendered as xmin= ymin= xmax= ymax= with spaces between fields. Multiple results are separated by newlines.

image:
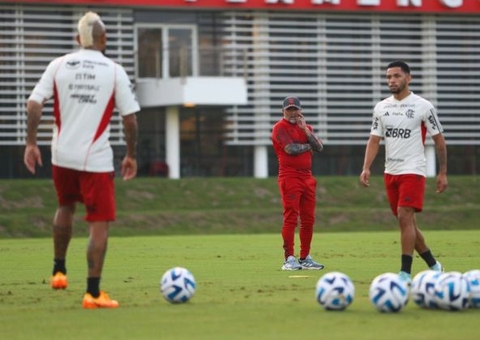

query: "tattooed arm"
xmin=285 ymin=143 xmax=313 ymax=155
xmin=275 ymin=125 xmax=312 ymax=155
xmin=304 ymin=129 xmax=324 ymax=153
xmin=23 ymin=100 xmax=44 ymax=174
xmin=120 ymin=113 xmax=138 ymax=181
xmin=297 ymin=114 xmax=324 ymax=153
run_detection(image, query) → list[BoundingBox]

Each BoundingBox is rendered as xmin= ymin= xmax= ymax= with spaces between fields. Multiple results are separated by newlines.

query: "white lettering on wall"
xmin=397 ymin=0 xmax=422 ymax=7
xmin=265 ymin=0 xmax=295 ymax=5
xmin=440 ymin=0 xmax=462 ymax=8
xmin=357 ymin=0 xmax=381 ymax=6
xmin=265 ymin=0 xmax=294 ymax=4
xmin=219 ymin=0 xmax=472 ymax=10
xmin=311 ymin=0 xmax=340 ymax=4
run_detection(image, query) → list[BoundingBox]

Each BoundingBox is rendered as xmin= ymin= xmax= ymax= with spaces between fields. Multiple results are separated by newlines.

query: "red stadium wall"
xmin=4 ymin=0 xmax=480 ymax=14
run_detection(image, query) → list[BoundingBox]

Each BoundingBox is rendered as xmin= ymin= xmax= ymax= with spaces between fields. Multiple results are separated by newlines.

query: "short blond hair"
xmin=77 ymin=11 xmax=105 ymax=47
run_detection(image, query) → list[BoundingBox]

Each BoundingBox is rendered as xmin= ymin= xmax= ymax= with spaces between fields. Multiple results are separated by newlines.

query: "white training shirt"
xmin=370 ymin=92 xmax=444 ymax=176
xmin=29 ymin=49 xmax=140 ymax=172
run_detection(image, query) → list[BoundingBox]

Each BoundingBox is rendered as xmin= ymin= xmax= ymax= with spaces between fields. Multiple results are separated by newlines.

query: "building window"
xmin=137 ymin=28 xmax=163 ymax=78
xmin=136 ymin=25 xmax=197 ymax=78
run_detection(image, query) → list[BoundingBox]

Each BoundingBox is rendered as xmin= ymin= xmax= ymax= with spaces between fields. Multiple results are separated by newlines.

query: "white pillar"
xmin=166 ymin=106 xmax=180 ymax=179
xmin=422 ymin=18 xmax=438 ymax=180
xmin=254 ymin=145 xmax=268 ymax=178
xmin=251 ymin=15 xmax=270 ymax=180
xmin=425 ymin=144 xmax=436 ymax=178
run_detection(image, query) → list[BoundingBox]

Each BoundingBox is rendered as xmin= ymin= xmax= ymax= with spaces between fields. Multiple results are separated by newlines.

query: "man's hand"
xmin=24 ymin=144 xmax=42 ymax=174
xmin=24 ymin=100 xmax=43 ymax=174
xmin=298 ymin=113 xmax=324 ymax=152
xmin=436 ymin=173 xmax=448 ymax=193
xmin=359 ymin=169 xmax=371 ymax=187
xmin=121 ymin=156 xmax=137 ymax=181
xmin=297 ymin=113 xmax=308 ymax=130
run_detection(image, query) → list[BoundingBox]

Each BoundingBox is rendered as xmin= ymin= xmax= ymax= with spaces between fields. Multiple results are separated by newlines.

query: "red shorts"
xmin=384 ymin=173 xmax=425 ymax=216
xmin=52 ymin=165 xmax=116 ymax=222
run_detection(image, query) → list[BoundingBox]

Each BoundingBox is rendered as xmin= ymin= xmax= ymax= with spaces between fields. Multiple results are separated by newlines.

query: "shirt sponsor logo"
xmin=428 ymin=115 xmax=438 ymax=130
xmin=387 ymin=157 xmax=405 ymax=163
xmin=70 ymin=94 xmax=97 ymax=104
xmin=66 ymin=60 xmax=81 ymax=70
xmin=68 ymin=84 xmax=100 ymax=91
xmin=385 ymin=126 xmax=411 ymax=138
xmin=428 ymin=109 xmax=439 ymax=130
xmin=384 ymin=104 xmax=398 ymax=109
xmin=82 ymin=60 xmax=109 ymax=69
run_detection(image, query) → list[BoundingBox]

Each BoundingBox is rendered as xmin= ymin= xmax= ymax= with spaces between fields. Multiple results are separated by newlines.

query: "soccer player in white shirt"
xmin=359 ymin=61 xmax=448 ymax=283
xmin=24 ymin=12 xmax=140 ymax=308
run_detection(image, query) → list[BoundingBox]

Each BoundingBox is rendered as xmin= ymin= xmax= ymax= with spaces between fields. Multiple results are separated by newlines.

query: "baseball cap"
xmin=282 ymin=96 xmax=301 ymax=109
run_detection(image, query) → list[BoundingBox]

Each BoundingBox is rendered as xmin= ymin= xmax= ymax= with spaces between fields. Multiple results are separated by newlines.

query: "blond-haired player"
xmin=24 ymin=11 xmax=140 ymax=308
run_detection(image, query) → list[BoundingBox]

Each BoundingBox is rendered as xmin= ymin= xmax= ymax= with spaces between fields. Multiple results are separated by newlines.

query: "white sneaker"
xmin=430 ymin=261 xmax=444 ymax=272
xmin=282 ymin=256 xmax=302 ymax=271
xmin=299 ymin=255 xmax=324 ymax=270
xmin=398 ymin=271 xmax=412 ymax=286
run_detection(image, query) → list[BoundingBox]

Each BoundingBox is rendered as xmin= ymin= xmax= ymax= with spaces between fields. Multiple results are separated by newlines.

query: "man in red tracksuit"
xmin=271 ymin=96 xmax=325 ymax=270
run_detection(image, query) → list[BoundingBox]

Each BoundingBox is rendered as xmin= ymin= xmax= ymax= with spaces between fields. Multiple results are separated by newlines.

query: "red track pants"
xmin=278 ymin=176 xmax=317 ymax=260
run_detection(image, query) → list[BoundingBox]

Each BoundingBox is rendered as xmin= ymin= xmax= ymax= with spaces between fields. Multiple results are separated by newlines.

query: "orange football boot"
xmin=82 ymin=291 xmax=119 ymax=309
xmin=51 ymin=272 xmax=68 ymax=289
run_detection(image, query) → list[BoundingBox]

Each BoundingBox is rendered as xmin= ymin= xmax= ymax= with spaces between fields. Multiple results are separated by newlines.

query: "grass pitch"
xmin=1 ymin=231 xmax=479 ymax=340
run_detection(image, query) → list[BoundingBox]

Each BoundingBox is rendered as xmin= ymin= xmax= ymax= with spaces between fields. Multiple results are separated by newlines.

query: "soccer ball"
xmin=410 ymin=270 xmax=442 ymax=309
xmin=315 ymin=271 xmax=355 ymax=311
xmin=463 ymin=270 xmax=480 ymax=308
xmin=160 ymin=267 xmax=196 ymax=304
xmin=369 ymin=273 xmax=409 ymax=313
xmin=434 ymin=271 xmax=470 ymax=311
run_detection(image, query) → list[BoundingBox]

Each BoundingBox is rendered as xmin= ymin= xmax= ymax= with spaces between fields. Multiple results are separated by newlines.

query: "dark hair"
xmin=387 ymin=60 xmax=410 ymax=74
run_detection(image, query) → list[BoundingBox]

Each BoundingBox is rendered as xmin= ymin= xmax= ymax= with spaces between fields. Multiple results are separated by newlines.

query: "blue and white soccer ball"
xmin=411 ymin=270 xmax=442 ymax=309
xmin=369 ymin=273 xmax=409 ymax=313
xmin=434 ymin=271 xmax=470 ymax=311
xmin=160 ymin=267 xmax=196 ymax=304
xmin=315 ymin=271 xmax=355 ymax=311
xmin=463 ymin=270 xmax=480 ymax=308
